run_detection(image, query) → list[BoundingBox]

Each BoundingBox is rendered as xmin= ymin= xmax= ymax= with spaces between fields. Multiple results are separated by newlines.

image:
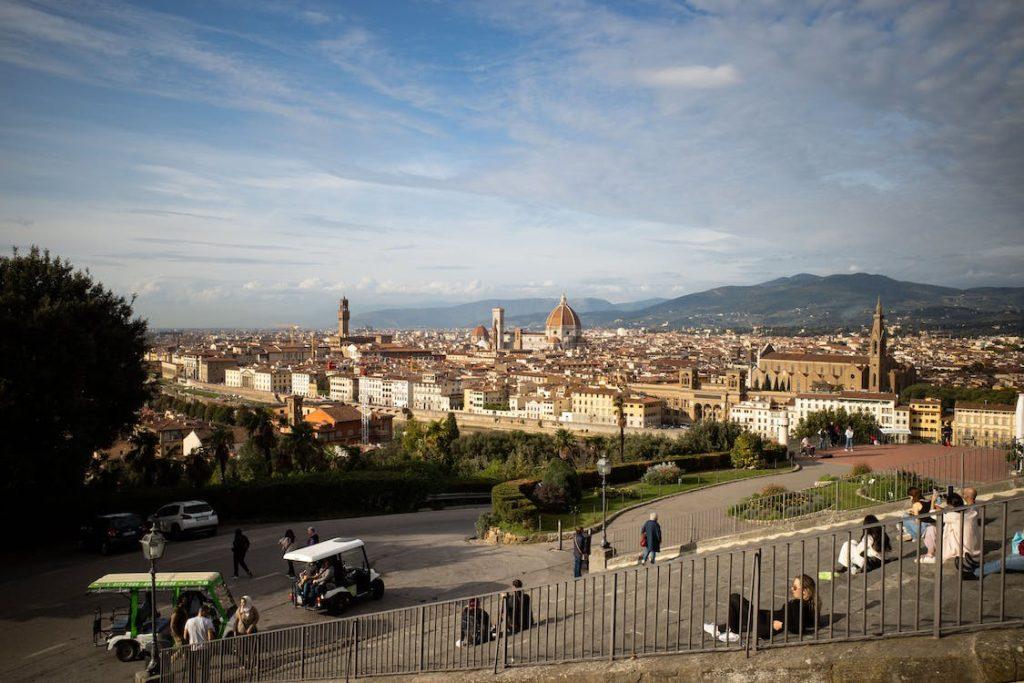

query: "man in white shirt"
xmin=184 ymin=605 xmax=215 ymax=650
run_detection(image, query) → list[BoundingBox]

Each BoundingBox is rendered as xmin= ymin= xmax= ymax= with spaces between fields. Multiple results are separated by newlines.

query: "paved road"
xmin=604 ymin=457 xmax=851 ymax=549
xmin=0 ymin=506 xmax=574 ymax=682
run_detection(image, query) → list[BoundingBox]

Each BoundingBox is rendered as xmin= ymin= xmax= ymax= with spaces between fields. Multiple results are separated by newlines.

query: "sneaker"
xmin=918 ymin=555 xmax=936 ymax=564
xmin=703 ymin=623 xmax=719 ymax=637
xmin=232 ymin=574 xmax=239 ymax=579
xmin=834 ymin=564 xmax=847 ymax=574
xmin=455 ymin=639 xmax=462 ymax=648
xmin=718 ymin=630 xmax=740 ymax=643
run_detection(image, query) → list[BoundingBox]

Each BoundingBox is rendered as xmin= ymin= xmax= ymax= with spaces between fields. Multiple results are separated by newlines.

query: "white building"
xmin=791 ymin=391 xmax=911 ymax=443
xmin=253 ymin=367 xmax=291 ymax=394
xmin=729 ymin=396 xmax=792 ymax=443
xmin=413 ymin=373 xmax=463 ymax=411
xmin=328 ymin=374 xmax=359 ymax=403
xmin=291 ymin=370 xmax=327 ymax=398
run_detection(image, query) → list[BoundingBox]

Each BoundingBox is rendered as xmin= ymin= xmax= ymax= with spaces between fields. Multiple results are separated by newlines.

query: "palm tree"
xmin=281 ymin=422 xmax=324 ymax=473
xmin=554 ymin=428 xmax=576 ymax=463
xmin=208 ymin=424 xmax=233 ymax=483
xmin=614 ymin=393 xmax=626 ymax=463
xmin=125 ymin=430 xmax=159 ymax=487
xmin=183 ymin=446 xmax=214 ymax=487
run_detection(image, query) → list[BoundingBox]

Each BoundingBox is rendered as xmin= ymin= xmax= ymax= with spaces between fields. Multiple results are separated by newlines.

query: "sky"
xmin=1 ymin=0 xmax=1023 ymax=327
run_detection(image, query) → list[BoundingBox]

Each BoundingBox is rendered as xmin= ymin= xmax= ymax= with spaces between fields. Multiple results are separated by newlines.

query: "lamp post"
xmin=140 ymin=529 xmax=167 ymax=675
xmin=597 ymin=457 xmax=611 ymax=548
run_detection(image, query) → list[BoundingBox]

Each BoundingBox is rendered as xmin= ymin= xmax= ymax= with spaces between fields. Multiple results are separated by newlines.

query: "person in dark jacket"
xmin=572 ymin=527 xmax=589 ymax=578
xmin=704 ymin=574 xmax=820 ymax=642
xmin=232 ymin=528 xmax=253 ymax=578
xmin=306 ymin=527 xmax=320 ymax=546
xmin=641 ymin=513 xmax=662 ymax=564
xmin=456 ymin=598 xmax=491 ymax=646
xmin=505 ymin=579 xmax=533 ymax=633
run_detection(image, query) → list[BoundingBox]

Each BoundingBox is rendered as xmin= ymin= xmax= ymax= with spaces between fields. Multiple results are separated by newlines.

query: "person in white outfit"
xmin=836 ymin=515 xmax=891 ymax=575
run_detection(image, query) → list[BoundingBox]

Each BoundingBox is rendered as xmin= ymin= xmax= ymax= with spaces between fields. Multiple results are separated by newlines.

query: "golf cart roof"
xmin=283 ymin=537 xmax=364 ymax=563
xmin=88 ymin=572 xmax=224 ymax=592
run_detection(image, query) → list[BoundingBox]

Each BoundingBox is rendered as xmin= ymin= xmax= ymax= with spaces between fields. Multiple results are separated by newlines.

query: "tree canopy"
xmin=0 ymin=247 xmax=150 ymax=498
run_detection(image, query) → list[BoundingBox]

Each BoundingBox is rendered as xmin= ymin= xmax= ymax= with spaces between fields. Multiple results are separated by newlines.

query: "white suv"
xmin=150 ymin=500 xmax=219 ymax=538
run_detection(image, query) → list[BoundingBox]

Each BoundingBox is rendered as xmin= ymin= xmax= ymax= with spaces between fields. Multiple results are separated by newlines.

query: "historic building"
xmin=631 ymin=365 xmax=747 ymax=424
xmin=484 ymin=294 xmax=583 ymax=352
xmin=952 ymin=401 xmax=1017 ymax=448
xmin=751 ymin=300 xmax=915 ymax=394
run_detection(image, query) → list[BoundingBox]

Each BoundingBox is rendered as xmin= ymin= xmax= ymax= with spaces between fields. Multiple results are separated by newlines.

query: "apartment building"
xmin=952 ymin=402 xmax=1016 ymax=448
xmin=198 ymin=356 xmax=238 ymax=384
xmin=728 ymin=396 xmax=791 ymax=443
xmin=412 ymin=373 xmax=463 ymax=411
xmin=464 ymin=384 xmax=508 ymax=412
xmin=328 ymin=374 xmax=359 ymax=403
xmin=909 ymin=398 xmax=943 ymax=442
xmin=792 ymin=391 xmax=911 ymax=442
xmin=253 ymin=367 xmax=292 ymax=394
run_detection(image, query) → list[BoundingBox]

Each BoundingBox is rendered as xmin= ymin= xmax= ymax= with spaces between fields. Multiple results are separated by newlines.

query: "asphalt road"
xmin=0 ymin=506 xmax=573 ymax=682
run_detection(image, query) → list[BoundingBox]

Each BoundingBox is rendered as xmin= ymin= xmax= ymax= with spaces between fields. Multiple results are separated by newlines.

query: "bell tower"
xmin=869 ymin=297 xmax=887 ymax=392
xmin=339 ymin=296 xmax=350 ymax=337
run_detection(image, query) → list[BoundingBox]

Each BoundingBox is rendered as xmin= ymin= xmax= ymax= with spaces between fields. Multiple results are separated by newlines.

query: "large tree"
xmin=0 ymin=247 xmax=150 ymax=500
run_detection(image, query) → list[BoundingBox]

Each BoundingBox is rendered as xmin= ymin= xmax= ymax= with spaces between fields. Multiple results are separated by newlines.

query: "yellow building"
xmin=908 ymin=398 xmax=943 ymax=443
xmin=952 ymin=402 xmax=1015 ymax=448
xmin=569 ymin=388 xmax=665 ymax=428
xmin=632 ymin=366 xmax=746 ymax=424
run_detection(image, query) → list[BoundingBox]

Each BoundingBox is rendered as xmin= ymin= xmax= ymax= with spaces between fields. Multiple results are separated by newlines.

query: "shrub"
xmin=643 ymin=462 xmax=682 ymax=485
xmin=760 ymin=484 xmax=788 ymax=497
xmin=475 ymin=512 xmax=498 ymax=539
xmin=850 ymin=463 xmax=873 ymax=477
xmin=491 ymin=479 xmax=539 ymax=527
xmin=537 ymin=457 xmax=582 ymax=511
xmin=817 ymin=474 xmax=838 ymax=483
xmin=731 ymin=432 xmax=765 ymax=469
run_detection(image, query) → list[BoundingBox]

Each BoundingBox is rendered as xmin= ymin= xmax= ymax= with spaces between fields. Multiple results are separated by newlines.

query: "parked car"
xmin=149 ymin=500 xmax=218 ymax=539
xmin=79 ymin=513 xmax=145 ymax=555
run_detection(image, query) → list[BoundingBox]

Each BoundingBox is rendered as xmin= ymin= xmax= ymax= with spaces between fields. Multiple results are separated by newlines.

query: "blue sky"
xmin=1 ymin=0 xmax=1022 ymax=327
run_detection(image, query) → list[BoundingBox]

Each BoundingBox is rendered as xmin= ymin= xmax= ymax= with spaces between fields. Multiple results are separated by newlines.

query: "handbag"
xmin=640 ymin=531 xmax=647 ymax=548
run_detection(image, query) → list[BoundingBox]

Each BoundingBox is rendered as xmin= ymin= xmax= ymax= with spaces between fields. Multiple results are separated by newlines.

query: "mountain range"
xmin=353 ymin=274 xmax=1024 ymax=332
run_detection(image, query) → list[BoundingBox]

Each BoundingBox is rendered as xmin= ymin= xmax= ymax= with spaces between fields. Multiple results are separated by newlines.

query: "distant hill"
xmin=584 ymin=274 xmax=1024 ymax=332
xmin=354 ymin=297 xmax=667 ymax=329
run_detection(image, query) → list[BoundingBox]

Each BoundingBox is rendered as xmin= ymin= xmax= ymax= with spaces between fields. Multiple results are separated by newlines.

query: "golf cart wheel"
xmin=370 ymin=578 xmax=385 ymax=600
xmin=327 ymin=593 xmax=352 ymax=616
xmin=114 ymin=640 xmax=139 ymax=662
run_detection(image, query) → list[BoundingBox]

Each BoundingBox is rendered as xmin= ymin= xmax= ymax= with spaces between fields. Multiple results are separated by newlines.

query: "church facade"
xmin=751 ymin=300 xmax=916 ymax=394
xmin=477 ymin=294 xmax=583 ymax=352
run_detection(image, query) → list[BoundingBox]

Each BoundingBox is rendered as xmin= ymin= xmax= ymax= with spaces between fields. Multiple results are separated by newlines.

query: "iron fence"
xmin=160 ymin=491 xmax=1024 ymax=681
xmin=603 ymin=447 xmax=1014 ymax=553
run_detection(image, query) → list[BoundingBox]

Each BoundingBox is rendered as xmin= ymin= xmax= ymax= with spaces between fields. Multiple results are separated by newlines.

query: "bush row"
xmin=82 ymin=472 xmax=498 ymax=523
xmin=489 ymin=452 xmax=735 ymax=526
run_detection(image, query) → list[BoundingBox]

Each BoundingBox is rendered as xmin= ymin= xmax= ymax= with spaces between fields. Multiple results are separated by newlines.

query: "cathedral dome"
xmin=471 ymin=324 xmax=490 ymax=340
xmin=546 ymin=294 xmax=581 ymax=329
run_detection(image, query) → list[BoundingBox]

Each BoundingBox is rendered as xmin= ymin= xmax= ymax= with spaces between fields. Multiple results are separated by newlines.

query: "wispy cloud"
xmin=635 ymin=65 xmax=742 ymax=89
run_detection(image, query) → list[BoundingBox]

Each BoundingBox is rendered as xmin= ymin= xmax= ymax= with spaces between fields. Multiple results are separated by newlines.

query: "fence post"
xmin=834 ymin=480 xmax=839 ymax=514
xmin=609 ymin=573 xmax=618 ymax=661
xmin=418 ymin=606 xmax=425 ymax=671
xmin=300 ymin=626 xmax=306 ymax=679
xmin=960 ymin=452 xmax=965 ymax=487
xmin=933 ymin=513 xmax=944 ymax=638
xmin=353 ymin=619 xmax=359 ymax=678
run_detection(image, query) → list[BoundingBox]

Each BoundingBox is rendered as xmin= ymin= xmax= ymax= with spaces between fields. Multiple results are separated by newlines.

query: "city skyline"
xmin=2 ymin=0 xmax=1023 ymax=327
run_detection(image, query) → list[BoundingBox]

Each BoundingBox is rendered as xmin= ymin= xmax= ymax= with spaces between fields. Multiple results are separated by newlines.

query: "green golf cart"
xmin=88 ymin=571 xmax=237 ymax=662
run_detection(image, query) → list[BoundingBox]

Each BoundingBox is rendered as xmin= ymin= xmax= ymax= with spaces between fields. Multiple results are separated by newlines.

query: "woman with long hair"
xmin=705 ymin=574 xmax=820 ymax=643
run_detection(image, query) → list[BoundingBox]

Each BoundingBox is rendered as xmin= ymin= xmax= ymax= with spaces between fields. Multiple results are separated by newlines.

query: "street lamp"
xmin=596 ymin=457 xmax=611 ymax=548
xmin=140 ymin=529 xmax=166 ymax=675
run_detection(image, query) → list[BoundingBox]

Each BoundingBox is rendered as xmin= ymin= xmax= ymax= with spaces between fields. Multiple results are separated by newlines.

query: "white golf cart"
xmin=286 ymin=538 xmax=384 ymax=614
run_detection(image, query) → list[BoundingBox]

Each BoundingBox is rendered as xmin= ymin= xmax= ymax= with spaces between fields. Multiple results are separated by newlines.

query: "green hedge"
xmin=489 ymin=452 xmax=733 ymax=526
xmin=491 ymin=479 xmax=539 ymax=528
xmin=576 ymin=452 xmax=731 ymax=488
xmin=83 ymin=472 xmax=495 ymax=523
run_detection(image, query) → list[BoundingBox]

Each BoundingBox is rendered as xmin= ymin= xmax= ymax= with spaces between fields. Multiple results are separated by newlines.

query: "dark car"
xmin=79 ymin=513 xmax=145 ymax=554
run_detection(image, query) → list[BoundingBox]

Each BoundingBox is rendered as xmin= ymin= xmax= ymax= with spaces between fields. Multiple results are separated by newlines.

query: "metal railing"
xmin=160 ymin=492 xmax=1024 ymax=680
xmin=604 ymin=447 xmax=1014 ymax=553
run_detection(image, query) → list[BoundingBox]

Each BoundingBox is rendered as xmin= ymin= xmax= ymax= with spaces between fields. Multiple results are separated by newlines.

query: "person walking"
xmin=184 ymin=604 xmax=216 ymax=648
xmin=818 ymin=427 xmax=829 ymax=451
xmin=306 ymin=527 xmax=320 ymax=546
xmin=279 ymin=529 xmax=296 ymax=577
xmin=844 ymin=425 xmax=854 ymax=451
xmin=234 ymin=596 xmax=260 ymax=635
xmin=170 ymin=596 xmax=188 ymax=648
xmin=232 ymin=529 xmax=253 ymax=579
xmin=641 ymin=512 xmax=662 ymax=564
xmin=572 ymin=527 xmax=589 ymax=578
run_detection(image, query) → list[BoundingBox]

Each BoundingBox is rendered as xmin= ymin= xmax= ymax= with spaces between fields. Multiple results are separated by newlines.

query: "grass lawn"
xmin=500 ymin=462 xmax=790 ymax=536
